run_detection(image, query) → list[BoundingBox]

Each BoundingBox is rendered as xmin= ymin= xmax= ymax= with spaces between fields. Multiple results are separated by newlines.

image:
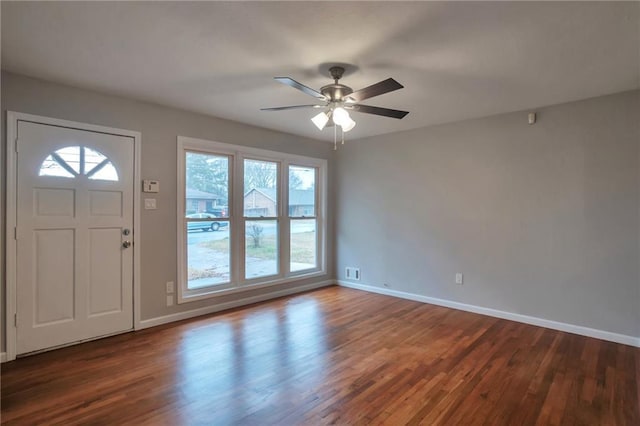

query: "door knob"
xmin=122 ymin=241 xmax=132 ymax=249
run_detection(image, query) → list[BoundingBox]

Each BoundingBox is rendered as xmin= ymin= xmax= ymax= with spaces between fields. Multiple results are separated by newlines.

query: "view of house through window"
xmin=289 ymin=165 xmax=317 ymax=272
xmin=244 ymin=159 xmax=279 ymax=279
xmin=179 ymin=137 xmax=325 ymax=302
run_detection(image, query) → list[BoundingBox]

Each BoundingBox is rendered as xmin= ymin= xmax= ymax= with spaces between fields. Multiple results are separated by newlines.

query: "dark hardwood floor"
xmin=2 ymin=286 xmax=639 ymax=425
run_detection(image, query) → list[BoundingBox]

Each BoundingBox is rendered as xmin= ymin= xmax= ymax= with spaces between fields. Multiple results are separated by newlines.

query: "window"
xmin=289 ymin=165 xmax=317 ymax=272
xmin=244 ymin=159 xmax=279 ymax=280
xmin=183 ymin=152 xmax=230 ymax=290
xmin=177 ymin=137 xmax=326 ymax=302
xmin=39 ymin=146 xmax=119 ymax=181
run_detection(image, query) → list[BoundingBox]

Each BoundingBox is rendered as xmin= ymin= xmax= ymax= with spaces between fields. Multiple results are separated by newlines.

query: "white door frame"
xmin=5 ymin=111 xmax=142 ymax=361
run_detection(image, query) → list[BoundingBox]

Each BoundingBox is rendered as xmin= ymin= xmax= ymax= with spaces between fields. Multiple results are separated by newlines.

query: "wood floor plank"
xmin=2 ymin=286 xmax=638 ymax=425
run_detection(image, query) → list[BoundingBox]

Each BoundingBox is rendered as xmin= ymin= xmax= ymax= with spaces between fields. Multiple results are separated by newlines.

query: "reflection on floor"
xmin=2 ymin=286 xmax=638 ymax=424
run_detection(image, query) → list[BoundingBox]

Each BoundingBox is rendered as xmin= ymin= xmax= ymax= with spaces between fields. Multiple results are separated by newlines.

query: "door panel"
xmin=16 ymin=120 xmax=134 ymax=354
xmin=89 ymin=191 xmax=122 ymax=216
xmin=34 ymin=188 xmax=75 ymax=217
xmin=34 ymin=229 xmax=75 ymax=325
xmin=88 ymin=228 xmax=123 ymax=316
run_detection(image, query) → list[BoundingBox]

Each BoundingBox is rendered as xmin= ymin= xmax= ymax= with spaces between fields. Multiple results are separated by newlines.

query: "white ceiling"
xmin=2 ymin=2 xmax=639 ymax=142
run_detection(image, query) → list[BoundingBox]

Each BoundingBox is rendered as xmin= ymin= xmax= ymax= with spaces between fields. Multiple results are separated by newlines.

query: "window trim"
xmin=177 ymin=136 xmax=327 ymax=304
xmin=288 ymin=164 xmax=320 ymax=274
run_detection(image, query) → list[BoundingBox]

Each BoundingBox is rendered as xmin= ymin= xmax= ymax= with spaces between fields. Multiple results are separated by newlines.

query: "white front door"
xmin=15 ymin=120 xmax=134 ymax=355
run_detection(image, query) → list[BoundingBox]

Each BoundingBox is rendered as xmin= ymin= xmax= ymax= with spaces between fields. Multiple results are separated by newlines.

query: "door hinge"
xmin=15 ymin=138 xmax=19 ymax=153
xmin=14 ymin=313 xmax=17 ymax=327
xmin=14 ymin=227 xmax=17 ymax=240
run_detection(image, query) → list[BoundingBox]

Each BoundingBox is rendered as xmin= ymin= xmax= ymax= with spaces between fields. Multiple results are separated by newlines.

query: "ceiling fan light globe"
xmin=341 ymin=117 xmax=356 ymax=132
xmin=332 ymin=107 xmax=350 ymax=126
xmin=311 ymin=111 xmax=330 ymax=130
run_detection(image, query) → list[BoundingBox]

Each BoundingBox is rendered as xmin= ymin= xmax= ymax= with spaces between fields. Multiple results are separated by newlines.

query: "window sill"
xmin=178 ymin=270 xmax=326 ymax=304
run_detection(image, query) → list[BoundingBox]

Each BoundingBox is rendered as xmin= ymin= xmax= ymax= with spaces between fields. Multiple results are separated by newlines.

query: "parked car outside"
xmin=186 ymin=213 xmax=228 ymax=232
xmin=206 ymin=206 xmax=228 ymax=217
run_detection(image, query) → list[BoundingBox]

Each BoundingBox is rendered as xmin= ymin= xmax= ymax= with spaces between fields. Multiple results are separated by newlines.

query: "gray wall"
xmin=336 ymin=90 xmax=639 ymax=338
xmin=1 ymin=72 xmax=335 ymax=350
xmin=2 ymin=71 xmax=638 ymax=353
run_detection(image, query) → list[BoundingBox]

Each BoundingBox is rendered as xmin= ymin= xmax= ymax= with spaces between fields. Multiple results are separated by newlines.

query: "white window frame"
xmin=288 ymin=164 xmax=320 ymax=275
xmin=177 ymin=136 xmax=327 ymax=303
xmin=241 ymin=155 xmax=282 ymax=282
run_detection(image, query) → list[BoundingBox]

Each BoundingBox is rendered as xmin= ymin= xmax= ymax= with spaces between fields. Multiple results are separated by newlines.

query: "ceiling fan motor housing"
xmin=321 ymin=66 xmax=353 ymax=102
xmin=321 ymin=84 xmax=353 ymax=102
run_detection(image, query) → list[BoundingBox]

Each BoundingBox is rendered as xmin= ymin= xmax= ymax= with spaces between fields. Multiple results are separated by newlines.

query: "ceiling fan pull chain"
xmin=341 ymin=127 xmax=345 ymax=145
xmin=334 ymin=124 xmax=337 ymax=150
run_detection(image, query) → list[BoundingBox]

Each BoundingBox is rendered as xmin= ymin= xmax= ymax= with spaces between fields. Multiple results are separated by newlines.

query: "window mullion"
xmin=234 ymin=153 xmax=245 ymax=286
xmin=281 ymin=161 xmax=291 ymax=277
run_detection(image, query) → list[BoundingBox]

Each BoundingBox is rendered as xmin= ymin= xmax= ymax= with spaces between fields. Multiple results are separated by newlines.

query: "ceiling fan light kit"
xmin=311 ymin=111 xmax=330 ymax=130
xmin=341 ymin=116 xmax=356 ymax=132
xmin=262 ymin=65 xmax=409 ymax=149
xmin=332 ymin=107 xmax=350 ymax=126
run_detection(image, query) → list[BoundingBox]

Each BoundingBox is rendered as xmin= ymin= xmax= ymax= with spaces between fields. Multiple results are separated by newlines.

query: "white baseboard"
xmin=1 ymin=352 xmax=7 ymax=363
xmin=138 ymin=280 xmax=333 ymax=330
xmin=337 ymin=280 xmax=640 ymax=348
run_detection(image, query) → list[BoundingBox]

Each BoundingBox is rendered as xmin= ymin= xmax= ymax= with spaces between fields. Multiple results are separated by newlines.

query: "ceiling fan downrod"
xmin=329 ymin=66 xmax=344 ymax=83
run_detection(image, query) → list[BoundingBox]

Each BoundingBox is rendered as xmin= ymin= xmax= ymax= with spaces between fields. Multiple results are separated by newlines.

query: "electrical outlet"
xmin=166 ymin=281 xmax=174 ymax=294
xmin=345 ymin=267 xmax=361 ymax=281
xmin=166 ymin=294 xmax=174 ymax=306
xmin=455 ymin=273 xmax=464 ymax=285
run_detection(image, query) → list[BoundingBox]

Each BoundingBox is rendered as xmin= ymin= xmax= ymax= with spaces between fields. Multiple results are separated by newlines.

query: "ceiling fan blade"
xmin=349 ymin=104 xmax=409 ymax=119
xmin=346 ymin=78 xmax=404 ymax=102
xmin=261 ymin=104 xmax=324 ymax=111
xmin=274 ymin=77 xmax=327 ymax=100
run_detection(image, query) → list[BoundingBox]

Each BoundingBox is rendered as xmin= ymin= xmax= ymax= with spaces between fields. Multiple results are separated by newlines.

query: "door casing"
xmin=4 ymin=111 xmax=142 ymax=361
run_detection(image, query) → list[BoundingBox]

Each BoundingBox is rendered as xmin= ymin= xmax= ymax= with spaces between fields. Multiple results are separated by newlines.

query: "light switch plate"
xmin=144 ymin=198 xmax=157 ymax=210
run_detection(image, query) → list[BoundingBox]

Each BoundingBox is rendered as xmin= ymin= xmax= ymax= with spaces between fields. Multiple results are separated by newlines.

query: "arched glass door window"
xmin=39 ymin=146 xmax=119 ymax=181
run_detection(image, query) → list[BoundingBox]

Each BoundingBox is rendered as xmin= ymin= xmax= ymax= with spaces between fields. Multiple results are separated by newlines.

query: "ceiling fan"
xmin=261 ymin=66 xmax=409 ymax=146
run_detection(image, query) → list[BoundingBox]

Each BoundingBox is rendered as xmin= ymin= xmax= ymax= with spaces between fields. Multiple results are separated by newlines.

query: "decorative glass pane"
xmin=39 ymin=146 xmax=119 ymax=181
xmin=290 ymin=219 xmax=317 ymax=272
xmin=39 ymin=155 xmax=75 ymax=178
xmin=84 ymin=147 xmax=107 ymax=175
xmin=88 ymin=162 xmax=118 ymax=181
xmin=244 ymin=159 xmax=278 ymax=217
xmin=185 ymin=152 xmax=229 ymax=217
xmin=289 ymin=165 xmax=316 ymax=217
xmin=56 ymin=146 xmax=81 ymax=174
xmin=245 ymin=220 xmax=278 ymax=279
